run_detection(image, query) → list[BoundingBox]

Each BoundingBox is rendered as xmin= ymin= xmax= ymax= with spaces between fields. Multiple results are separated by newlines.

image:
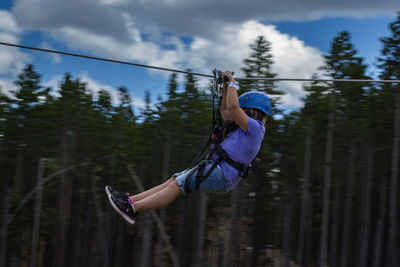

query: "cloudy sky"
xmin=0 ymin=0 xmax=399 ymax=111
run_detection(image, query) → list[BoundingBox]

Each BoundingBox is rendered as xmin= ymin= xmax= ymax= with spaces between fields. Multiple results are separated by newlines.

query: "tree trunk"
xmin=155 ymin=127 xmax=172 ymax=267
xmin=357 ymin=144 xmax=373 ymax=267
xmin=56 ymin=130 xmax=74 ymax=267
xmin=228 ymin=185 xmax=244 ymax=267
xmin=112 ymin=219 xmax=125 ymax=266
xmin=372 ymin=173 xmax=387 ymax=267
xmin=282 ymin=200 xmax=293 ymax=267
xmin=195 ymin=193 xmax=209 ymax=267
xmin=218 ymin=237 xmax=225 ymax=267
xmin=155 ymin=209 xmax=166 ymax=266
xmin=13 ymin=144 xmax=24 ymax=194
xmin=30 ymin=158 xmax=46 ymax=267
xmin=319 ymin=89 xmax=335 ymax=267
xmin=227 ymin=188 xmax=238 ymax=267
xmin=340 ymin=141 xmax=356 ymax=267
xmin=0 ymin=189 xmax=11 ymax=267
xmin=329 ymin=185 xmax=340 ymax=267
xmin=108 ymin=156 xmax=123 ymax=267
xmin=91 ymin=173 xmax=108 ymax=267
xmin=304 ymin=199 xmax=313 ymax=267
xmin=71 ymin=194 xmax=84 ymax=267
xmin=297 ymin=119 xmax=313 ymax=265
xmin=140 ymin=213 xmax=154 ymax=267
xmin=127 ymin=166 xmax=179 ymax=267
xmin=386 ymin=88 xmax=400 ymax=267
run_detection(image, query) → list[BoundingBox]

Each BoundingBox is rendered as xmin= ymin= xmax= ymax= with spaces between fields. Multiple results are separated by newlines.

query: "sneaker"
xmin=105 ymin=186 xmax=136 ymax=224
xmin=106 ymin=185 xmax=131 ymax=199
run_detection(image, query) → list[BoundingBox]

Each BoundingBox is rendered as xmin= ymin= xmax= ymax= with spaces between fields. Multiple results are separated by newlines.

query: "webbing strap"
xmin=213 ymin=145 xmax=247 ymax=174
xmin=195 ymin=158 xmax=222 ymax=190
xmin=183 ymin=165 xmax=200 ymax=194
xmin=184 ymin=145 xmax=254 ymax=194
xmin=183 ymin=159 xmax=222 ymax=194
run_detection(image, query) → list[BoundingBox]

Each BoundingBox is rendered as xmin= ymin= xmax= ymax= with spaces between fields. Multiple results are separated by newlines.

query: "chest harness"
xmin=183 ymin=70 xmax=260 ymax=193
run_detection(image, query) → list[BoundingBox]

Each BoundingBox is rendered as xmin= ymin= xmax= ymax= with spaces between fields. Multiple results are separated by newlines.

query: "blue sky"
xmin=275 ymin=16 xmax=393 ymax=75
xmin=0 ymin=0 xmax=398 ymax=112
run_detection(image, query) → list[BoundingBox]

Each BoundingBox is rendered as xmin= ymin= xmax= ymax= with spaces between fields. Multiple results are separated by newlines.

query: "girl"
xmin=105 ymin=72 xmax=271 ymax=224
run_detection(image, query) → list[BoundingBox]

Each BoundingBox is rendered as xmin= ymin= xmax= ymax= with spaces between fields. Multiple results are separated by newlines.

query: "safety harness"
xmin=184 ymin=70 xmax=260 ymax=193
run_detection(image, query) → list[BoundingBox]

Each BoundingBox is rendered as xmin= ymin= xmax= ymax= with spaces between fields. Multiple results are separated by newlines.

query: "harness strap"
xmin=213 ymin=145 xmax=247 ymax=176
xmin=183 ymin=158 xmax=223 ymax=194
xmin=183 ymin=165 xmax=200 ymax=194
xmin=184 ymin=145 xmax=255 ymax=194
xmin=195 ymin=158 xmax=223 ymax=190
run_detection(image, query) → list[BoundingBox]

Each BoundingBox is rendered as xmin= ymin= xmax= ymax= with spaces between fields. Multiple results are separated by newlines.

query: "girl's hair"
xmin=244 ymin=108 xmax=267 ymax=122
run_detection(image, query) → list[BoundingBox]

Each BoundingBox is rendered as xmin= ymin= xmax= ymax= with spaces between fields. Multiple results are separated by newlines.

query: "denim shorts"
xmin=175 ymin=161 xmax=233 ymax=194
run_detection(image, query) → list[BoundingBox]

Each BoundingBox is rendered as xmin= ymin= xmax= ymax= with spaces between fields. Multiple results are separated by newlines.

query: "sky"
xmin=0 ymin=0 xmax=399 ymax=113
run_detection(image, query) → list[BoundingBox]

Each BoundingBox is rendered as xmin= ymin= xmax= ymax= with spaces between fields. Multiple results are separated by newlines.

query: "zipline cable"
xmin=0 ymin=41 xmax=213 ymax=78
xmin=235 ymin=77 xmax=400 ymax=83
xmin=1 ymin=41 xmax=400 ymax=84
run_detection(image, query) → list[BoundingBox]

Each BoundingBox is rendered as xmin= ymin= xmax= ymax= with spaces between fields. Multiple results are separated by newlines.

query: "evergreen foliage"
xmin=0 ymin=15 xmax=400 ymax=266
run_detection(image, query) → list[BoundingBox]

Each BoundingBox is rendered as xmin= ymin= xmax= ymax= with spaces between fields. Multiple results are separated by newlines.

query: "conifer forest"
xmin=1 ymin=12 xmax=400 ymax=267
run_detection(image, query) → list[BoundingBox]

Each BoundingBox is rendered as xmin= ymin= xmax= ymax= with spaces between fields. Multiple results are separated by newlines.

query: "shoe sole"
xmin=105 ymin=186 xmax=135 ymax=225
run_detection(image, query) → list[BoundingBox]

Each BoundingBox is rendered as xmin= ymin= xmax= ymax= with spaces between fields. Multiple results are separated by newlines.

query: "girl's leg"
xmin=131 ymin=176 xmax=176 ymax=202
xmin=133 ymin=180 xmax=181 ymax=212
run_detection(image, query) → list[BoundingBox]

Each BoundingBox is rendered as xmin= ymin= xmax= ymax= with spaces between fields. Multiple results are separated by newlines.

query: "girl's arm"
xmin=221 ymin=72 xmax=249 ymax=131
xmin=220 ymin=81 xmax=233 ymax=121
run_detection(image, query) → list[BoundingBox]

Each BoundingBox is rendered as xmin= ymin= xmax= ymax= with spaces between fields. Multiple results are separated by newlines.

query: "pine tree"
xmin=0 ymin=88 xmax=10 ymax=163
xmin=116 ymin=86 xmax=135 ymax=122
xmin=10 ymin=64 xmax=49 ymax=193
xmin=235 ymin=36 xmax=286 ymax=265
xmin=13 ymin=65 xmax=47 ymax=112
xmin=319 ymin=31 xmax=370 ymax=267
xmin=378 ymin=12 xmax=400 ymax=267
xmin=297 ymin=81 xmax=330 ymax=266
xmin=240 ymin=36 xmax=284 ymax=107
xmin=55 ymin=73 xmax=89 ymax=267
xmin=142 ymin=90 xmax=154 ymax=122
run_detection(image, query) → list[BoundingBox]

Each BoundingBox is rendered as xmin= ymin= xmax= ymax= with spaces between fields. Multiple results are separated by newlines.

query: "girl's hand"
xmin=220 ymin=71 xmax=235 ymax=91
xmin=220 ymin=71 xmax=235 ymax=83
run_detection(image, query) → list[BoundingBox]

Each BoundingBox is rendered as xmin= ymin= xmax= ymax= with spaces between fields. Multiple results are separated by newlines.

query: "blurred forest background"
xmin=1 ymin=12 xmax=400 ymax=267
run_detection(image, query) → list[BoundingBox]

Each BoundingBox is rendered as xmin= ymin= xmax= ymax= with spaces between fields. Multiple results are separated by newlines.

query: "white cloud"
xmin=0 ymin=10 xmax=31 ymax=96
xmin=242 ymin=22 xmax=325 ymax=107
xmin=0 ymin=14 xmax=28 ymax=76
xmin=11 ymin=1 xmax=393 ymax=108
xmin=14 ymin=0 xmax=398 ymax=42
xmin=0 ymin=10 xmax=20 ymax=34
xmin=1 ymin=3 xmax=329 ymax=109
xmin=54 ymin=26 xmax=179 ymax=65
xmin=42 ymin=74 xmax=62 ymax=97
xmin=0 ymin=35 xmax=28 ymax=75
xmin=79 ymin=73 xmax=119 ymax=103
xmin=187 ymin=21 xmax=325 ymax=107
xmin=40 ymin=20 xmax=324 ymax=107
xmin=0 ymin=78 xmax=17 ymax=98
xmin=43 ymin=19 xmax=324 ymax=107
xmin=46 ymin=25 xmax=188 ymax=81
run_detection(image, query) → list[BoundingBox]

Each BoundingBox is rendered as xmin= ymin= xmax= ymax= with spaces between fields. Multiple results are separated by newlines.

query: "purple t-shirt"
xmin=215 ymin=116 xmax=265 ymax=187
